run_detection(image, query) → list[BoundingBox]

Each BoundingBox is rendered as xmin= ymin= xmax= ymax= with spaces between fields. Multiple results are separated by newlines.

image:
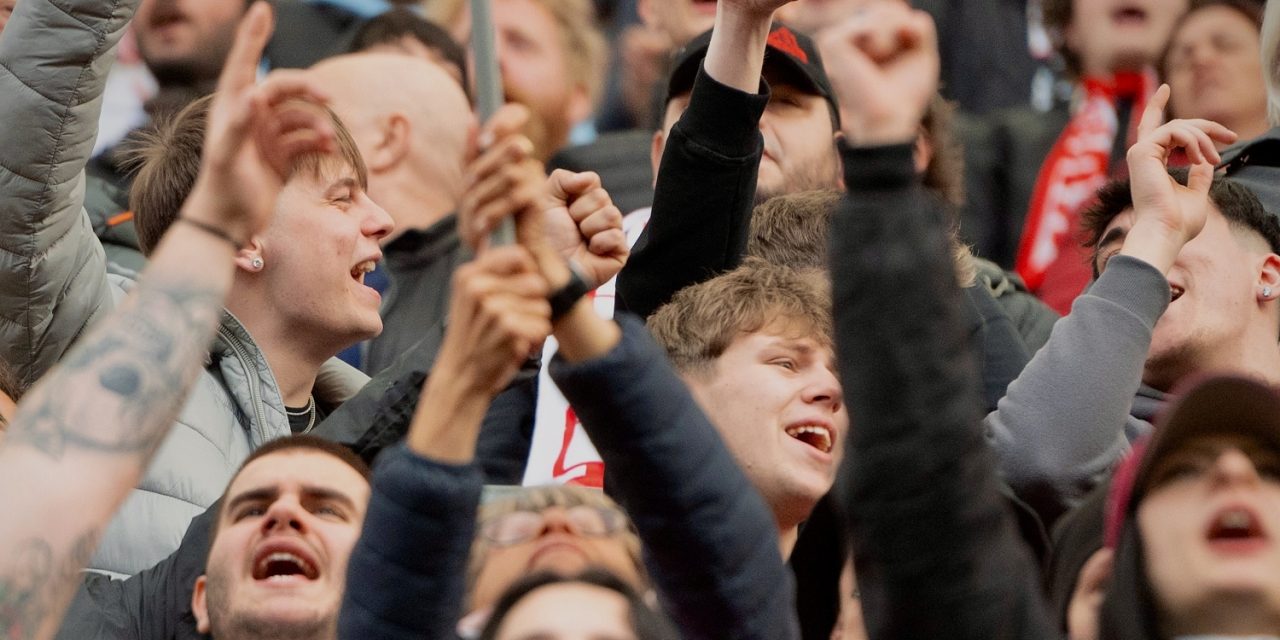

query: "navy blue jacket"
xmin=337 ymin=317 xmax=798 ymax=640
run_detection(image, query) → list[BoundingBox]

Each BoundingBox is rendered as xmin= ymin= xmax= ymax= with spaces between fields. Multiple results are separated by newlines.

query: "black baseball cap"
xmin=663 ymin=22 xmax=840 ymax=125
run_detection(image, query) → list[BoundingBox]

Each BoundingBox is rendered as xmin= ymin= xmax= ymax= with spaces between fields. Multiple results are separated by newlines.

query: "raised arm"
xmin=0 ymin=7 xmax=338 ymax=637
xmin=339 ymin=106 xmax=553 ymax=640
xmin=0 ymin=0 xmax=135 ymax=387
xmin=818 ymin=7 xmax=1054 ymax=637
xmin=984 ymin=86 xmax=1238 ymax=513
xmin=614 ymin=0 xmax=787 ymax=317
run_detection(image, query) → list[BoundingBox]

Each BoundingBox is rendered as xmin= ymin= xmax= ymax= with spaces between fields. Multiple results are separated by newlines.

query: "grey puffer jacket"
xmin=0 ymin=0 xmax=369 ymax=577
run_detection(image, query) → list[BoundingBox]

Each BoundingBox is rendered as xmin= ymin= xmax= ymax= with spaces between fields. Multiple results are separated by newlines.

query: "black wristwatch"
xmin=549 ymin=264 xmax=592 ymax=322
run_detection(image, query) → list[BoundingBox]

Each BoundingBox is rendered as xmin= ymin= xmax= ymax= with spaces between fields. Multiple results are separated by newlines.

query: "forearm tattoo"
xmin=0 ymin=531 xmax=98 ymax=640
xmin=6 ymin=281 xmax=222 ymax=459
xmin=0 ymin=278 xmax=223 ymax=639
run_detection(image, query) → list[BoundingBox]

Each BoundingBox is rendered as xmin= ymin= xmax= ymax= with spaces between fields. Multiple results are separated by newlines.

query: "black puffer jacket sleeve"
xmin=615 ymin=66 xmax=768 ymax=318
xmin=829 ymin=142 xmax=1053 ymax=640
xmin=549 ymin=317 xmax=798 ymax=640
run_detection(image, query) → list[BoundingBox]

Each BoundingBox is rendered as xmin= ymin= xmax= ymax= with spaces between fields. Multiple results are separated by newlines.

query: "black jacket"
xmin=337 ymin=317 xmax=798 ymax=640
xmin=615 ymin=65 xmax=767 ymax=319
xmin=364 ymin=215 xmax=470 ymax=376
xmin=830 ymin=142 xmax=1053 ymax=639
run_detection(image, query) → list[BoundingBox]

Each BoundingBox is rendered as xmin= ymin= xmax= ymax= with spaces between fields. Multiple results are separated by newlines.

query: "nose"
xmin=1211 ymin=448 xmax=1263 ymax=488
xmin=536 ymin=507 xmax=578 ymax=537
xmin=803 ymin=365 xmax=844 ymax=414
xmin=361 ymin=195 xmax=395 ymax=242
xmin=260 ymin=496 xmax=307 ymax=535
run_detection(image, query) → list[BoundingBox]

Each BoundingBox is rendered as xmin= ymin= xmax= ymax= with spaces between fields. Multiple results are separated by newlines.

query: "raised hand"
xmin=185 ymin=1 xmax=336 ymax=246
xmin=816 ymin=2 xmax=939 ymax=145
xmin=1120 ymin=84 xmax=1237 ymax=273
xmin=406 ymin=246 xmax=551 ymax=462
xmin=458 ymin=104 xmax=546 ymax=250
xmin=543 ymin=170 xmax=629 ymax=287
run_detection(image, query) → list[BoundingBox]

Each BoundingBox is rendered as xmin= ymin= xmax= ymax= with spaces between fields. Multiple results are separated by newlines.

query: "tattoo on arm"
xmin=0 ymin=277 xmax=224 ymax=638
xmin=0 ymin=530 xmax=99 ymax=640
xmin=5 ymin=281 xmax=223 ymax=460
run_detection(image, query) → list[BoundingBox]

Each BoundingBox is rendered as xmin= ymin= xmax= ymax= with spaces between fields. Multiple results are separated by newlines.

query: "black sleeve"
xmin=829 ymin=142 xmax=1053 ymax=640
xmin=614 ymin=64 xmax=769 ymax=318
xmin=964 ymin=284 xmax=1032 ymax=411
xmin=338 ymin=445 xmax=481 ymax=640
xmin=56 ymin=506 xmax=214 ymax=640
xmin=312 ymin=320 xmax=537 ymax=481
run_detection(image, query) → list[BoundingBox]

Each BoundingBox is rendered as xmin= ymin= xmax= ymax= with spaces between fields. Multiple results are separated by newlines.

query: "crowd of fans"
xmin=4 ymin=0 xmax=1280 ymax=637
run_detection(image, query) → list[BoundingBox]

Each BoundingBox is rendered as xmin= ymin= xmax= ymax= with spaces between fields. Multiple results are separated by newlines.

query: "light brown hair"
xmin=127 ymin=94 xmax=368 ymax=255
xmin=747 ymin=190 xmax=977 ymax=287
xmin=647 ymin=259 xmax=832 ymax=376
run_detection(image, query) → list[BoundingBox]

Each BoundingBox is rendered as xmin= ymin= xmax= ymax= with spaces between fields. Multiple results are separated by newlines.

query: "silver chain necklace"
xmin=285 ymin=394 xmax=317 ymax=433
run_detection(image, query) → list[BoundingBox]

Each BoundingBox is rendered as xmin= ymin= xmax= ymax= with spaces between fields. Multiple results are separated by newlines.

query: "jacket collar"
xmin=210 ymin=310 xmax=369 ymax=446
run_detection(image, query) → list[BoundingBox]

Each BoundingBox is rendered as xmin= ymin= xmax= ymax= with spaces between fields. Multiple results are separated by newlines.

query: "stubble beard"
xmin=753 ymin=152 xmax=842 ymax=207
xmin=204 ymin=574 xmax=337 ymax=640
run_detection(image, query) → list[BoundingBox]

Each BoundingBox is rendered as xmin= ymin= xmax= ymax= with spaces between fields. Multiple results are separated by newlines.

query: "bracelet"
xmin=177 ymin=217 xmax=242 ymax=250
xmin=548 ymin=263 xmax=592 ymax=322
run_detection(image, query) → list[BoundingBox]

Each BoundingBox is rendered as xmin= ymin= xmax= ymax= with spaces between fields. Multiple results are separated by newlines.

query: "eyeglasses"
xmin=479 ymin=505 xmax=629 ymax=547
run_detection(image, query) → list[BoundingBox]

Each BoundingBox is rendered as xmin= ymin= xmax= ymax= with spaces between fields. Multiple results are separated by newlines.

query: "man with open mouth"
xmin=192 ymin=436 xmax=371 ymax=640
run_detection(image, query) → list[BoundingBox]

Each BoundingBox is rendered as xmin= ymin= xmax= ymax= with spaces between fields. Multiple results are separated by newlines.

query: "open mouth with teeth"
xmin=784 ymin=424 xmax=834 ymax=454
xmin=252 ymin=550 xmax=320 ymax=582
xmin=350 ymin=260 xmax=376 ymax=285
xmin=1205 ymin=507 xmax=1269 ymax=551
xmin=1170 ymin=285 xmax=1184 ymax=302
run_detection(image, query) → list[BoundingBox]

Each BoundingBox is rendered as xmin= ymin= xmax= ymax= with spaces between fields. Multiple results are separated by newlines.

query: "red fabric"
xmin=1016 ymin=72 xmax=1153 ymax=314
xmin=1104 ymin=438 xmax=1149 ymax=549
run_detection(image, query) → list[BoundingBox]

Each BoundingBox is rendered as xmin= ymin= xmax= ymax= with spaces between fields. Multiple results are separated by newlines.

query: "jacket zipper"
xmin=217 ymin=325 xmax=270 ymax=444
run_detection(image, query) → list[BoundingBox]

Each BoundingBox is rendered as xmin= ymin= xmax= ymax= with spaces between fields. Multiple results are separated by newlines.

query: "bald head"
xmin=308 ymin=52 xmax=474 ymax=235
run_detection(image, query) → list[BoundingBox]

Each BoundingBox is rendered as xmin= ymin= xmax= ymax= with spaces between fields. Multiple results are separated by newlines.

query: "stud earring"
xmin=1264 ymin=287 xmax=1273 ymax=299
xmin=250 ymin=257 xmax=264 ymax=271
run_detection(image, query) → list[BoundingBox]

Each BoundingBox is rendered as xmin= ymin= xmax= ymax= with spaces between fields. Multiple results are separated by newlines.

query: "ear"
xmin=192 ymin=575 xmax=212 ymax=634
xmin=1258 ymin=253 xmax=1280 ymax=302
xmin=650 ymin=129 xmax=666 ymax=188
xmin=912 ymin=128 xmax=933 ymax=175
xmin=234 ymin=237 xmax=266 ymax=274
xmin=366 ymin=113 xmax=412 ymax=174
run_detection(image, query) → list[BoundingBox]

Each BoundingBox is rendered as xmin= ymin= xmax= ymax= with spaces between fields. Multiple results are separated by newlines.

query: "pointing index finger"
xmin=216 ymin=2 xmax=275 ymax=97
xmin=1137 ymin=83 xmax=1170 ymax=142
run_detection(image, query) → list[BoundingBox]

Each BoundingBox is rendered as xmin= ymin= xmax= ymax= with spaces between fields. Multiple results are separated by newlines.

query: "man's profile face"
xmin=256 ymin=160 xmax=393 ymax=350
xmin=684 ymin=322 xmax=847 ymax=528
xmin=192 ymin=450 xmax=370 ymax=639
xmin=657 ymin=65 xmax=840 ymax=205
xmin=133 ymin=0 xmax=245 ymax=86
xmin=1094 ymin=205 xmax=1271 ymax=384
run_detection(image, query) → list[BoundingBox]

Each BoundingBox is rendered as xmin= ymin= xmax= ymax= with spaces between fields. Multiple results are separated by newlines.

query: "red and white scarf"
xmin=1015 ymin=72 xmax=1153 ymax=314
